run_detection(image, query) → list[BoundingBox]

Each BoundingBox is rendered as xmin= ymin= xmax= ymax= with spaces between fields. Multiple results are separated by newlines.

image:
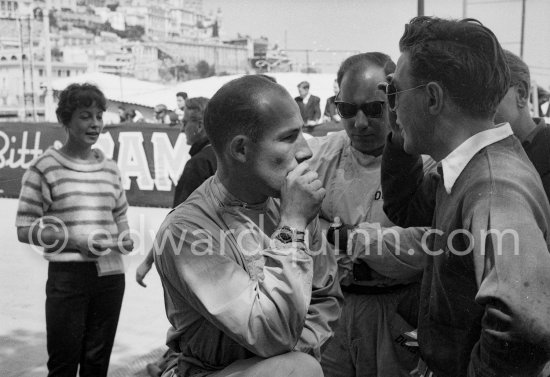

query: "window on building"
xmin=66 ymin=70 xmax=70 ymax=77
xmin=7 ymin=1 xmax=11 ymax=11
xmin=1 ymin=2 xmax=5 ymax=11
xmin=38 ymin=69 xmax=43 ymax=76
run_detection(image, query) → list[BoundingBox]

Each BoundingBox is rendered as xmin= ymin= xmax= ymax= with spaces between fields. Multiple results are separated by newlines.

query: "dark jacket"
xmin=173 ymin=138 xmax=217 ymax=208
xmin=295 ymin=95 xmax=321 ymax=123
xmin=522 ymin=118 xmax=550 ymax=200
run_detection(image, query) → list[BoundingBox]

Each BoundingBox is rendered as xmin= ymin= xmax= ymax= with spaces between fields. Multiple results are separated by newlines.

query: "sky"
xmin=202 ymin=0 xmax=550 ymax=88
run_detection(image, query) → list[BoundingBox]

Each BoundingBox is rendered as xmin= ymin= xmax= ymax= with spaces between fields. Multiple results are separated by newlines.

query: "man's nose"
xmin=354 ymin=110 xmax=370 ymax=129
xmin=295 ymin=132 xmax=313 ymax=163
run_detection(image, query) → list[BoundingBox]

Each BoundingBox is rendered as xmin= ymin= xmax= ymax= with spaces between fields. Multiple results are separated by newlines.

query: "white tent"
xmin=52 ymin=72 xmax=339 ymax=114
xmin=133 ymin=72 xmax=338 ymax=113
xmin=51 ymin=72 xmax=167 ymax=107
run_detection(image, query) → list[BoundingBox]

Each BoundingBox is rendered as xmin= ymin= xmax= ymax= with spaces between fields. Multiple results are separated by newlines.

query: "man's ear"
xmin=228 ymin=135 xmax=250 ymax=163
xmin=426 ymin=82 xmax=444 ymax=115
xmin=515 ymin=81 xmax=530 ymax=108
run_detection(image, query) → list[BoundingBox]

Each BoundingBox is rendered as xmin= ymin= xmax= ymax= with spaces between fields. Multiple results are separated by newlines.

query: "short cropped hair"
xmin=257 ymin=74 xmax=277 ymax=83
xmin=399 ymin=16 xmax=510 ymax=118
xmin=503 ymin=50 xmax=530 ymax=89
xmin=56 ymin=83 xmax=107 ymax=127
xmin=185 ymin=97 xmax=209 ymax=122
xmin=176 ymin=91 xmax=188 ymax=100
xmin=337 ymin=52 xmax=396 ymax=86
xmin=297 ymin=81 xmax=310 ymax=90
xmin=204 ymin=75 xmax=289 ymax=154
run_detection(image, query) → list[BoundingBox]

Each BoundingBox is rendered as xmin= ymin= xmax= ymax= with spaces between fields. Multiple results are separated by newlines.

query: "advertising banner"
xmin=0 ymin=122 xmax=189 ymax=208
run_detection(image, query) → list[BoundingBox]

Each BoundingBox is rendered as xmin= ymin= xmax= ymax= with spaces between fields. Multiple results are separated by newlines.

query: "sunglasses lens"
xmin=336 ymin=102 xmax=358 ymax=119
xmin=361 ymin=102 xmax=384 ymax=118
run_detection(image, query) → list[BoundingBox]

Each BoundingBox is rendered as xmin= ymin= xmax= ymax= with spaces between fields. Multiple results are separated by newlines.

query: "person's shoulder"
xmin=31 ymin=147 xmax=61 ymax=172
xmin=171 ymin=177 xmax=217 ymax=218
xmin=101 ymin=154 xmax=122 ymax=175
xmin=185 ymin=146 xmax=217 ymax=172
xmin=466 ymin=137 xmax=544 ymax=199
xmin=308 ymin=130 xmax=348 ymax=162
xmin=308 ymin=130 xmax=348 ymax=149
xmin=193 ymin=144 xmax=216 ymax=160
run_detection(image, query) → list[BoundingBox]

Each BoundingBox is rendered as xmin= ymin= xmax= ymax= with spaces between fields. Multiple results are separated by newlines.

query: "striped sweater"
xmin=16 ymin=147 xmax=128 ymax=263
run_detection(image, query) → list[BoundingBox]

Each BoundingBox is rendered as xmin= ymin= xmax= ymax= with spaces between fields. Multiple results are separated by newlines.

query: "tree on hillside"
xmin=123 ymin=25 xmax=145 ymax=41
xmin=51 ymin=47 xmax=63 ymax=61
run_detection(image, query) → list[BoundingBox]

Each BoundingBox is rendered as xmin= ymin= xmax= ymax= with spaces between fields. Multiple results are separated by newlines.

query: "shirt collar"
xmin=303 ymin=93 xmax=311 ymax=104
xmin=440 ymin=123 xmax=513 ymax=194
xmin=211 ymin=174 xmax=270 ymax=211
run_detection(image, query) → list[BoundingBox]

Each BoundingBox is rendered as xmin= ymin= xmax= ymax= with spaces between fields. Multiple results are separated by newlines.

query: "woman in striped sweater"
xmin=16 ymin=83 xmax=133 ymax=377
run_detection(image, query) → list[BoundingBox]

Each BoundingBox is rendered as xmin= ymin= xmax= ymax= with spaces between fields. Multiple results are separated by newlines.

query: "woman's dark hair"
xmin=56 ymin=83 xmax=107 ymax=127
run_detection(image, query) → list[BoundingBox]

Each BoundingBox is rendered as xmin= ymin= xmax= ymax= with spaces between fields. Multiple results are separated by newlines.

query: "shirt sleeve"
xmin=111 ymin=163 xmax=129 ymax=226
xmin=467 ymin=193 xmax=550 ymax=376
xmin=293 ymin=218 xmax=343 ymax=359
xmin=381 ymin=133 xmax=438 ymax=227
xmin=16 ymin=166 xmax=51 ymax=227
xmin=155 ymin=218 xmax=318 ymax=358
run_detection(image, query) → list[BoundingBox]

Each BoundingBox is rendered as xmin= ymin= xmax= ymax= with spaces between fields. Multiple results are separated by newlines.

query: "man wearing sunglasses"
xmin=380 ymin=17 xmax=550 ymax=377
xmin=308 ymin=52 xmax=431 ymax=377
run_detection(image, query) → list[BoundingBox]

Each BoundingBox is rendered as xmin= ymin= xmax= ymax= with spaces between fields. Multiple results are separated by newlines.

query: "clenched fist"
xmin=279 ymin=161 xmax=326 ymax=230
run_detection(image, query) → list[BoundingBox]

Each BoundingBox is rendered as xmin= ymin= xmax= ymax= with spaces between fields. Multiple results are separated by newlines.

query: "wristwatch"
xmin=272 ymin=225 xmax=306 ymax=244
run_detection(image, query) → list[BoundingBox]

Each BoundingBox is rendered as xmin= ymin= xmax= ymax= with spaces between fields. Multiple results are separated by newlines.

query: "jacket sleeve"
xmin=293 ymin=217 xmax=343 ymax=360
xmin=155 ymin=218 xmax=317 ymax=358
xmin=349 ymin=223 xmax=428 ymax=280
xmin=467 ymin=193 xmax=550 ymax=376
xmin=381 ymin=132 xmax=438 ymax=227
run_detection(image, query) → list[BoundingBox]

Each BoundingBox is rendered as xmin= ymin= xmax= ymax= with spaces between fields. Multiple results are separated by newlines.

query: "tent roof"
xmin=52 ymin=71 xmax=339 ymax=111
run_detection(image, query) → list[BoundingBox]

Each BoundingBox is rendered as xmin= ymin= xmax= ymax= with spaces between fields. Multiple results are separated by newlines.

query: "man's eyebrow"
xmin=278 ymin=127 xmax=300 ymax=138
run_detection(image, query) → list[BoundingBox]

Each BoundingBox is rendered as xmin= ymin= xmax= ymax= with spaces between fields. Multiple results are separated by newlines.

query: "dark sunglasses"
xmin=334 ymin=100 xmax=385 ymax=119
xmin=379 ymin=82 xmax=426 ymax=111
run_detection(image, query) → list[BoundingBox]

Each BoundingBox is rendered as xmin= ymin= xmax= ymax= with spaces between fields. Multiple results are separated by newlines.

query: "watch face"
xmin=278 ymin=230 xmax=293 ymax=243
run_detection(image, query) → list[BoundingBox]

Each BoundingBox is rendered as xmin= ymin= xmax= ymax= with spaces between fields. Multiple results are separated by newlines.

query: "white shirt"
xmin=441 ymin=123 xmax=513 ymax=194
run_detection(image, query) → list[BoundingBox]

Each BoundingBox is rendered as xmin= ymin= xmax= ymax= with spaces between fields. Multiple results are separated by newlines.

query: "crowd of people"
xmin=15 ymin=15 xmax=550 ymax=377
